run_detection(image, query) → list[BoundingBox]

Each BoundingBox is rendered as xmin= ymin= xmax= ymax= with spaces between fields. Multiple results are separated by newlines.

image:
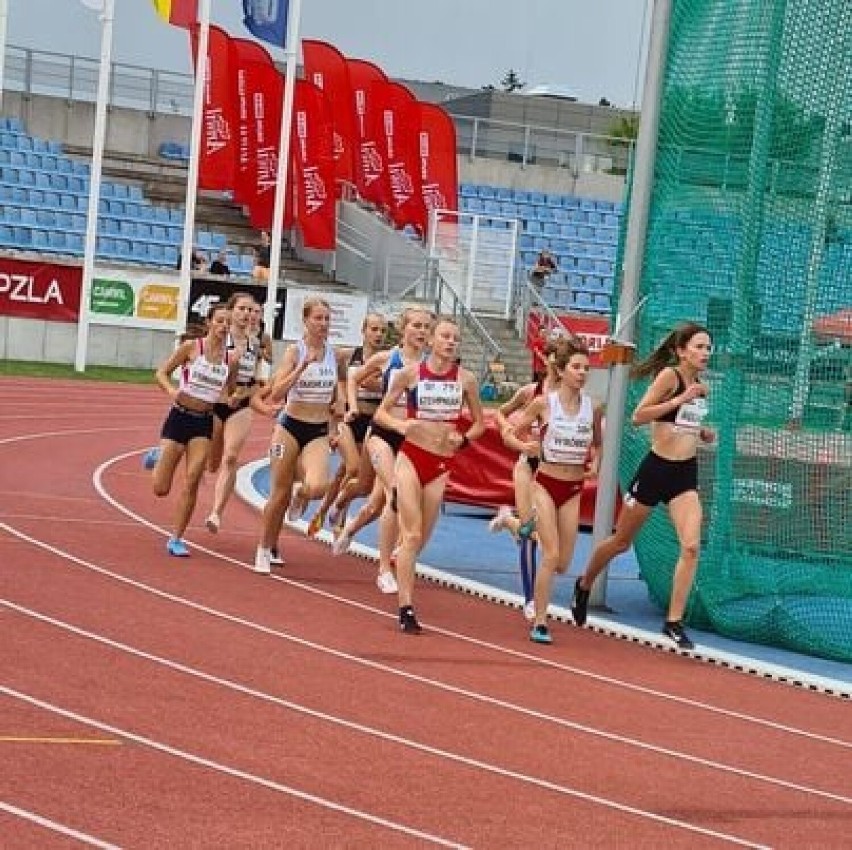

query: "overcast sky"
xmin=7 ymin=0 xmax=652 ymax=108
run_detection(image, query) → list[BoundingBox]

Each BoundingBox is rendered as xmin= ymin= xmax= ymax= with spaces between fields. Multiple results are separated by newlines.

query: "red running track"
xmin=1 ymin=378 xmax=850 ymax=848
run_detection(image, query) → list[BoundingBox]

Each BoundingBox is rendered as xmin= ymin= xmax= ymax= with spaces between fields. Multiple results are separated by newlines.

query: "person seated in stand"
xmin=530 ymin=249 xmax=557 ymax=289
xmin=252 ymin=230 xmax=271 ymax=282
xmin=209 ymin=250 xmax=230 ymax=277
xmin=176 ymin=247 xmax=208 ymax=273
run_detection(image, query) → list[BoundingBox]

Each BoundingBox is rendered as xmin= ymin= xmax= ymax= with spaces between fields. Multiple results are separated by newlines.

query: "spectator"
xmin=530 ymin=249 xmax=557 ymax=288
xmin=176 ymin=247 xmax=208 ymax=273
xmin=252 ymin=230 xmax=271 ymax=282
xmin=209 ymin=250 xmax=231 ymax=277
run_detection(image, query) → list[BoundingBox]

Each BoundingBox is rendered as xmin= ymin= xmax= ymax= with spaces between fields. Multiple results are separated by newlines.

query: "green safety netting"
xmin=618 ymin=0 xmax=852 ymax=661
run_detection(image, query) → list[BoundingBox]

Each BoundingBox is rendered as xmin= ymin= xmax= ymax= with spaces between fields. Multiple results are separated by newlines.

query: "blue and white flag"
xmin=242 ymin=0 xmax=289 ymax=47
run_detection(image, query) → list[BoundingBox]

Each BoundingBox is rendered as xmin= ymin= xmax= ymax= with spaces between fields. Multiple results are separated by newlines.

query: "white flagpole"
xmin=177 ymin=0 xmax=212 ymax=334
xmin=263 ymin=0 xmax=303 ymax=340
xmin=0 ymin=0 xmax=8 ymax=112
xmin=74 ymin=0 xmax=115 ymax=372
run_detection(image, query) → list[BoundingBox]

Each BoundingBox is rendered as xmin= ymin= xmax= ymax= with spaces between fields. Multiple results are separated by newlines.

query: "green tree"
xmin=501 ymin=69 xmax=525 ymax=92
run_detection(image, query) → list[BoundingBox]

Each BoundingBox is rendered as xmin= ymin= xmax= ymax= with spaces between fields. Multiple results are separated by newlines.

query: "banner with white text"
xmin=0 ymin=258 xmax=82 ymax=322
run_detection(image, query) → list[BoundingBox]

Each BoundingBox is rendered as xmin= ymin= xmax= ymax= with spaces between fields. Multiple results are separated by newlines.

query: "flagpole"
xmin=177 ymin=0 xmax=211 ymax=335
xmin=74 ymin=0 xmax=115 ymax=372
xmin=263 ymin=0 xmax=302 ymax=340
xmin=0 ymin=0 xmax=8 ymax=112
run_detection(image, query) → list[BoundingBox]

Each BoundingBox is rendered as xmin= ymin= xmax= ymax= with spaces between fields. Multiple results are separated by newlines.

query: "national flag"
xmin=242 ymin=0 xmax=289 ymax=48
xmin=151 ymin=0 xmax=197 ymax=28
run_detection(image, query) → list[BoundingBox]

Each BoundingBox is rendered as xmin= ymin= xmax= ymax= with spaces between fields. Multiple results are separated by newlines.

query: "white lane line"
xmin=3 ymin=530 xmax=851 ymax=813
xmin=0 ymin=427 xmax=149 ymax=448
xmin=93 ymin=450 xmax=852 ymax=751
xmin=0 ymin=686 xmax=468 ymax=849
xmin=2 ymin=602 xmax=774 ymax=848
xmin=0 ymin=800 xmax=121 ymax=849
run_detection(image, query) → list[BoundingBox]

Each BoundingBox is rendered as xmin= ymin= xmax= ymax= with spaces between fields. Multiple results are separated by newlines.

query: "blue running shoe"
xmin=529 ymin=624 xmax=552 ymax=644
xmin=142 ymin=447 xmax=161 ymax=470
xmin=166 ymin=538 xmax=190 ymax=558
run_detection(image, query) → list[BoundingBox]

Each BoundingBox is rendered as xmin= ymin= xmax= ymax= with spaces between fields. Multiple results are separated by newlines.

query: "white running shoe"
xmin=269 ymin=546 xmax=285 ymax=566
xmin=331 ymin=532 xmax=352 ymax=557
xmin=523 ymin=600 xmax=536 ymax=622
xmin=376 ymin=570 xmax=398 ymax=594
xmin=253 ymin=546 xmax=272 ymax=575
xmin=489 ymin=505 xmax=514 ymax=534
xmin=286 ymin=484 xmax=309 ymax=522
xmin=205 ymin=513 xmax=220 ymax=534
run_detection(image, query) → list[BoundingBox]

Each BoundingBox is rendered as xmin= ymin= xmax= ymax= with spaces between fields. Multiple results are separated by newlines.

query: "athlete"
xmin=253 ymin=297 xmax=342 ymax=574
xmin=148 ymin=303 xmax=237 ymax=557
xmin=571 ymin=322 xmax=714 ymax=650
xmin=372 ymin=316 xmax=485 ymax=633
xmin=205 ymin=292 xmax=261 ymax=534
xmin=506 ymin=338 xmax=602 ymax=644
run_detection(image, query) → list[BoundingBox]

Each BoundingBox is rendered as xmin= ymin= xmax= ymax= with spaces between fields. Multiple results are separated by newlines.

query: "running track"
xmin=1 ymin=378 xmax=850 ymax=848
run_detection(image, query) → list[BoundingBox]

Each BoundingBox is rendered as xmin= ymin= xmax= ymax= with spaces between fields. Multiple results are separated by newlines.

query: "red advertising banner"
xmin=373 ymin=80 xmax=426 ymax=233
xmin=346 ymin=58 xmax=388 ymax=206
xmin=190 ymin=24 xmax=236 ymax=191
xmin=416 ymin=102 xmax=459 ymax=226
xmin=229 ymin=38 xmax=274 ymax=207
xmin=527 ymin=311 xmax=611 ymax=373
xmin=445 ymin=411 xmax=602 ymax=527
xmin=292 ymin=80 xmax=336 ymax=250
xmin=244 ymin=62 xmax=284 ymax=230
xmin=302 ymin=39 xmax=356 ymax=193
xmin=0 ymin=258 xmax=82 ymax=322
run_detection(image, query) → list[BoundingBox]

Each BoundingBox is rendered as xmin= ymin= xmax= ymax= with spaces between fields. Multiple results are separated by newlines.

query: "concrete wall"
xmin=3 ymin=91 xmax=190 ymax=160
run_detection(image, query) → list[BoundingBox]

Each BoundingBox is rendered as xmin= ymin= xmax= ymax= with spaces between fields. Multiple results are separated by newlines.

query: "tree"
xmin=501 ymin=69 xmax=525 ymax=92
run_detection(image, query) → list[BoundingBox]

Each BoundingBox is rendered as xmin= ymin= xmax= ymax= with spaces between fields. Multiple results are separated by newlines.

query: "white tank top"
xmin=227 ymin=332 xmax=258 ymax=387
xmin=287 ymin=340 xmax=337 ymax=405
xmin=540 ymin=391 xmax=594 ymax=466
xmin=178 ymin=339 xmax=229 ymax=405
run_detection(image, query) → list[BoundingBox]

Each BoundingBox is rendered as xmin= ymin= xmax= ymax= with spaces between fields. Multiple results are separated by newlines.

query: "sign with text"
xmin=282 ymin=288 xmax=369 ymax=346
xmin=527 ymin=311 xmax=611 ymax=373
xmin=186 ymin=276 xmax=286 ymax=339
xmin=89 ymin=267 xmax=182 ymax=331
xmin=0 ymin=257 xmax=82 ymax=322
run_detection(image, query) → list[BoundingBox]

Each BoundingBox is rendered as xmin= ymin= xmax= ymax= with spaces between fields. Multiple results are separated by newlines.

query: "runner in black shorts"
xmin=571 ymin=322 xmax=715 ymax=650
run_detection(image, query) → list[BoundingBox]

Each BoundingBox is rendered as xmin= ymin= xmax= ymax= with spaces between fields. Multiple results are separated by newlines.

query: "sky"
xmin=6 ymin=0 xmax=652 ymax=108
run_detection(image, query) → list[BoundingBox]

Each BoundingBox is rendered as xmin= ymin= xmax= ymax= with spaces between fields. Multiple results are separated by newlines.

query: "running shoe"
xmin=142 ymin=447 xmax=161 ymax=470
xmin=488 ymin=505 xmax=515 ymax=534
xmin=571 ymin=577 xmax=591 ymax=627
xmin=529 ymin=624 xmax=552 ymax=644
xmin=205 ymin=513 xmax=220 ymax=534
xmin=662 ymin=620 xmax=695 ymax=650
xmin=269 ymin=546 xmax=285 ymax=566
xmin=306 ymin=509 xmax=326 ymax=539
xmin=253 ymin=546 xmax=272 ymax=575
xmin=286 ymin=484 xmax=309 ymax=522
xmin=376 ymin=570 xmax=398 ymax=594
xmin=166 ymin=538 xmax=189 ymax=558
xmin=399 ymin=607 xmax=422 ymax=635
xmin=331 ymin=532 xmax=351 ymax=557
xmin=523 ymin=600 xmax=536 ymax=622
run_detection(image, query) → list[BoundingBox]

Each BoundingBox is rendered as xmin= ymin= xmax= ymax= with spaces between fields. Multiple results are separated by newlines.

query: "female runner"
xmin=505 ymin=338 xmax=602 ymax=644
xmin=253 ymin=297 xmax=342 ymax=574
xmin=149 ymin=303 xmax=237 ymax=557
xmin=331 ymin=308 xmax=432 ymax=594
xmin=571 ymin=322 xmax=713 ymax=650
xmin=372 ymin=316 xmax=485 ymax=633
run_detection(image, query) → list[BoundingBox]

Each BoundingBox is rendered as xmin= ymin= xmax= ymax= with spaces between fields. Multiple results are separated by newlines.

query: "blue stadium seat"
xmin=13 ymin=226 xmax=33 ymax=247
xmin=459 ymin=183 xmax=477 ymax=197
xmin=0 ymin=224 xmax=13 ymax=245
xmin=96 ymin=236 xmax=115 ymax=256
xmin=35 ymin=209 xmax=55 ymax=227
xmin=148 ymin=243 xmax=166 ymax=264
xmin=128 ymin=185 xmax=143 ymax=202
xmin=164 ymin=245 xmax=179 ymax=266
xmin=67 ymin=233 xmax=84 ymax=254
xmin=48 ymin=231 xmax=66 ymax=251
xmin=211 ymin=232 xmax=227 ymax=250
xmin=119 ymin=220 xmax=137 ymax=238
xmin=32 ymin=228 xmax=48 ymax=249
xmin=57 ymin=158 xmax=73 ymax=174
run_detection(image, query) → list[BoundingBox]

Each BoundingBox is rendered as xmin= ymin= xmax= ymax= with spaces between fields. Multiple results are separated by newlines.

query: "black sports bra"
xmin=655 ymin=369 xmax=696 ymax=423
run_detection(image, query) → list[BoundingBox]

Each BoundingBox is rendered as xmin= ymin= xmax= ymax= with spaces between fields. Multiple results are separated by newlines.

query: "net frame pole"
xmin=588 ymin=0 xmax=672 ymax=607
